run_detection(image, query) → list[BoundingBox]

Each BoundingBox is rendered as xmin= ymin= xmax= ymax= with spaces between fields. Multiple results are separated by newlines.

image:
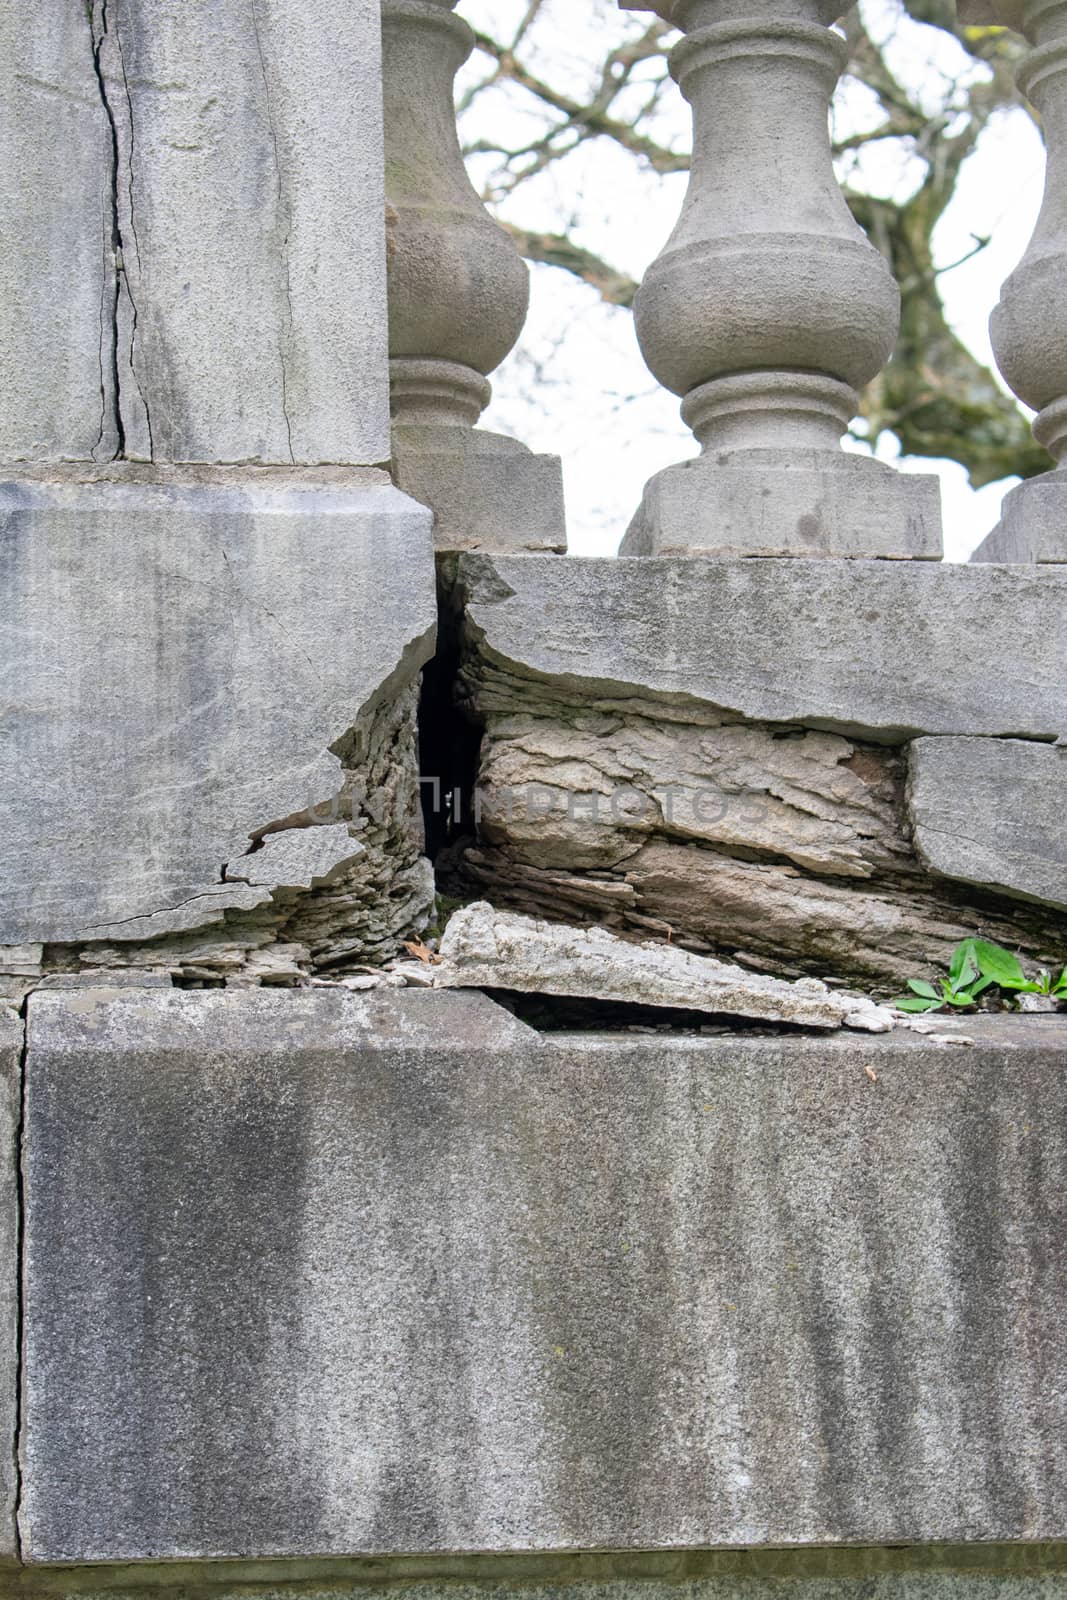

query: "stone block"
xmin=19 ymin=988 xmax=1067 ymax=1561
xmin=621 ymin=454 xmax=942 ymax=560
xmin=0 ymin=1006 xmax=19 ymax=1559
xmin=908 ymin=737 xmax=1067 ymax=910
xmin=456 ymin=554 xmax=1067 ymax=741
xmin=36 ymin=0 xmax=390 ymax=466
xmin=392 ymin=428 xmax=567 ymax=553
xmin=972 ymin=473 xmax=1067 ymax=563
xmin=0 ymin=466 xmax=435 ymax=948
xmin=0 ymin=9 xmax=113 ymax=462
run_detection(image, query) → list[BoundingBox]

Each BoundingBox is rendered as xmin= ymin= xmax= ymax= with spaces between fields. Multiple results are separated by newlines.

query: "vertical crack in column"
xmin=88 ymin=0 xmax=153 ymax=461
xmin=249 ymin=0 xmax=297 ymax=464
xmin=88 ymin=0 xmax=125 ymax=458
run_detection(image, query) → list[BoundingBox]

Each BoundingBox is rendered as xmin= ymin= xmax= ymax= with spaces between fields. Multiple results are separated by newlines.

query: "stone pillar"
xmin=967 ymin=0 xmax=1067 ymax=561
xmin=0 ymin=0 xmax=438 ymax=975
xmin=382 ymin=0 xmax=567 ymax=552
xmin=617 ymin=0 xmax=942 ymax=558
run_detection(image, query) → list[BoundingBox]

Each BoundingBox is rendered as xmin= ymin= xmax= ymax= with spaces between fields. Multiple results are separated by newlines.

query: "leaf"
xmin=949 ymin=938 xmax=981 ymax=988
xmin=403 ymin=939 xmax=441 ymax=966
xmin=893 ymin=995 xmax=943 ymax=1013
xmin=907 ymin=979 xmax=941 ymax=999
xmin=971 ymin=939 xmax=1026 ymax=989
xmin=944 ymin=990 xmax=976 ymax=1007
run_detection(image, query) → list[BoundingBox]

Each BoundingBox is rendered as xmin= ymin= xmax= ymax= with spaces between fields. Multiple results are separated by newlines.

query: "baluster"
xmin=967 ymin=0 xmax=1067 ymax=560
xmin=618 ymin=0 xmax=942 ymax=557
xmin=382 ymin=0 xmax=566 ymax=552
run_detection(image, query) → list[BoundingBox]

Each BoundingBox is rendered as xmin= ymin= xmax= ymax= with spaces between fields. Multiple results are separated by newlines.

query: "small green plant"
xmin=894 ymin=938 xmax=1067 ymax=1014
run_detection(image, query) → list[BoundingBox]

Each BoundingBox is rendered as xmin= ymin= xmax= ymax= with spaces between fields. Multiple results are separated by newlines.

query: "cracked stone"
xmin=81 ymin=0 xmax=390 ymax=465
xmin=908 ymin=737 xmax=1067 ymax=912
xmin=0 ymin=469 xmax=436 ymax=970
xmin=230 ymin=823 xmax=365 ymax=891
xmin=452 ymin=558 xmax=1067 ymax=987
xmin=435 ymin=904 xmax=894 ymax=1032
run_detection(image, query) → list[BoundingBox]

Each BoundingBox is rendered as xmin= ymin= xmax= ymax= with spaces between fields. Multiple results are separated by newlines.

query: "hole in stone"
xmin=417 ymin=560 xmax=483 ymax=866
xmin=483 ymin=988 xmax=832 ymax=1036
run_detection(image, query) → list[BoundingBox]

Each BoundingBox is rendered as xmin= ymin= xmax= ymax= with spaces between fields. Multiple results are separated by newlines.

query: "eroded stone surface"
xmin=453 ymin=620 xmax=1067 ymax=987
xmin=436 ymin=903 xmax=893 ymax=1030
xmin=457 ymin=554 xmax=1067 ymax=741
xmin=909 ymin=738 xmax=1067 ymax=911
xmin=0 ymin=468 xmax=435 ymax=966
xmin=19 ymin=989 xmax=1067 ymax=1560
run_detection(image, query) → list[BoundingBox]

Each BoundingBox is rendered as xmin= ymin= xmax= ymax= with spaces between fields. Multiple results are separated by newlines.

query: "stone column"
xmin=382 ymin=0 xmax=567 ymax=552
xmin=617 ymin=0 xmax=942 ymax=558
xmin=0 ymin=0 xmax=437 ymax=975
xmin=967 ymin=0 xmax=1067 ymax=561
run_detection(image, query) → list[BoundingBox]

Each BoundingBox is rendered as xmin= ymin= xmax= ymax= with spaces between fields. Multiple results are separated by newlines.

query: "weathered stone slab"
xmin=0 ymin=1005 xmax=19 ymax=1559
xmin=0 ymin=9 xmax=113 ymax=461
xmin=908 ymin=737 xmax=1067 ymax=910
xmin=458 ymin=555 xmax=1067 ymax=741
xmin=20 ymin=989 xmax=1067 ymax=1561
xmin=89 ymin=0 xmax=389 ymax=464
xmin=435 ymin=903 xmax=893 ymax=1030
xmin=972 ymin=472 xmax=1067 ymax=563
xmin=0 ymin=467 xmax=435 ymax=947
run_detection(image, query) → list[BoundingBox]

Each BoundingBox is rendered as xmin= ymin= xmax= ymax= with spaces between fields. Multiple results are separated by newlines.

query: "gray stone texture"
xmin=457 ymin=554 xmax=1067 ymax=741
xmin=971 ymin=473 xmax=1067 ymax=563
xmin=19 ymin=988 xmax=1067 ymax=1562
xmin=0 ymin=1005 xmax=19 ymax=1558
xmin=908 ymin=738 xmax=1067 ymax=911
xmin=0 ymin=467 xmax=435 ymax=951
xmin=1 ymin=0 xmax=390 ymax=466
xmin=621 ymin=454 xmax=942 ymax=559
xmin=391 ymin=429 xmax=567 ymax=554
xmin=0 ymin=7 xmax=113 ymax=462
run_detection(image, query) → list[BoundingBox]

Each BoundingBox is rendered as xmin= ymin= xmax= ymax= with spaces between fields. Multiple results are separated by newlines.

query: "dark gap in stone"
xmin=483 ymin=988 xmax=830 ymax=1036
xmin=417 ymin=555 xmax=483 ymax=866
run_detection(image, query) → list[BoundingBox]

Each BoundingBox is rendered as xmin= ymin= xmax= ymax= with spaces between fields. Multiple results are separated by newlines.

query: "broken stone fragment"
xmin=227 ymin=824 xmax=365 ymax=892
xmin=435 ymin=903 xmax=893 ymax=1032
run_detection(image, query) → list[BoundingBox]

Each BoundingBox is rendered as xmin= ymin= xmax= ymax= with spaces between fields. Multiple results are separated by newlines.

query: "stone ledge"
xmin=18 ymin=990 xmax=1067 ymax=1563
xmin=456 ymin=555 xmax=1067 ymax=741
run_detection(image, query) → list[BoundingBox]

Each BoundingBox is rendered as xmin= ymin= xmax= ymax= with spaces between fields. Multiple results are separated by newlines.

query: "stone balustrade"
xmin=616 ymin=0 xmax=943 ymax=557
xmin=966 ymin=0 xmax=1067 ymax=560
xmin=382 ymin=0 xmax=567 ymax=551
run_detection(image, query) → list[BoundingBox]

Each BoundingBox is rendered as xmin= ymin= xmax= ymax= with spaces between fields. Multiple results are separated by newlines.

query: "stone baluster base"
xmin=620 ymin=372 xmax=943 ymax=558
xmin=390 ymin=359 xmax=567 ymax=554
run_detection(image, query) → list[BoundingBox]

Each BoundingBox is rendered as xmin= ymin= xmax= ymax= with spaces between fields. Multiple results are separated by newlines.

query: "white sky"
xmin=455 ymin=0 xmax=1047 ymax=560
